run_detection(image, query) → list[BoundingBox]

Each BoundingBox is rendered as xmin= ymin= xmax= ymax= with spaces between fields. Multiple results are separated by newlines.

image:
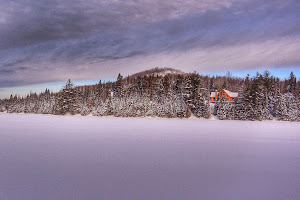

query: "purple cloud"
xmin=0 ymin=0 xmax=299 ymax=88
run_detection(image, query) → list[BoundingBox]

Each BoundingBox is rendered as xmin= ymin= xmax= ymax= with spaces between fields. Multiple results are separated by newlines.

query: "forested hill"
xmin=128 ymin=67 xmax=185 ymax=78
xmin=0 ymin=68 xmax=299 ymax=121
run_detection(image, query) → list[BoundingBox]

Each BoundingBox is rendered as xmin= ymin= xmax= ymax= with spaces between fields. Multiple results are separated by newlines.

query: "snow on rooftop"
xmin=210 ymin=89 xmax=238 ymax=98
xmin=223 ymin=89 xmax=238 ymax=97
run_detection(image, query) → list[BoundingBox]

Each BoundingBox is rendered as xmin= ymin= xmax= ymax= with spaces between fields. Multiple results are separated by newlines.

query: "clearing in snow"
xmin=0 ymin=113 xmax=299 ymax=200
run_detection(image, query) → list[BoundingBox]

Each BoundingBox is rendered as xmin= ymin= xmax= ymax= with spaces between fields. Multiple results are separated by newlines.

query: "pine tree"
xmin=251 ymin=73 xmax=271 ymax=120
xmin=195 ymin=88 xmax=211 ymax=118
xmin=275 ymin=93 xmax=289 ymax=121
xmin=234 ymin=75 xmax=255 ymax=120
xmin=284 ymin=93 xmax=299 ymax=121
xmin=234 ymin=87 xmax=247 ymax=120
xmin=214 ymin=92 xmax=234 ymax=120
xmin=182 ymin=76 xmax=194 ymax=116
xmin=0 ymin=100 xmax=4 ymax=112
xmin=55 ymin=79 xmax=79 ymax=115
xmin=115 ymin=73 xmax=124 ymax=99
xmin=215 ymin=93 xmax=227 ymax=120
xmin=288 ymin=72 xmax=297 ymax=94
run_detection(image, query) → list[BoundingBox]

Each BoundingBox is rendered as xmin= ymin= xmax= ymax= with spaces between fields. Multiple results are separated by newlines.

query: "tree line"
xmin=0 ymin=69 xmax=299 ymax=121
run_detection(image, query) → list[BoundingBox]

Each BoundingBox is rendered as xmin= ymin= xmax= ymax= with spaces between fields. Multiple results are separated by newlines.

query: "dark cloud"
xmin=0 ymin=0 xmax=299 ymax=88
xmin=2 ymin=59 xmax=25 ymax=67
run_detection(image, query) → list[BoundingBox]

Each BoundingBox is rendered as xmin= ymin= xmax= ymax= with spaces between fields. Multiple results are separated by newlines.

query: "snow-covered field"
xmin=0 ymin=113 xmax=300 ymax=200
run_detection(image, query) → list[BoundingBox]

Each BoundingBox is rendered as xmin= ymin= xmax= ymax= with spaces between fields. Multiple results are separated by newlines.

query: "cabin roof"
xmin=210 ymin=89 xmax=238 ymax=98
xmin=223 ymin=90 xmax=238 ymax=97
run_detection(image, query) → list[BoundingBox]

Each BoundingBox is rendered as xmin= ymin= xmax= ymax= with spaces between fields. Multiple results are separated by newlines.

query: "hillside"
xmin=129 ymin=67 xmax=185 ymax=78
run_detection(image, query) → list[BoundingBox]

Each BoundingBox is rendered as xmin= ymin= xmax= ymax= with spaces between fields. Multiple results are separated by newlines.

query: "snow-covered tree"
xmin=214 ymin=92 xmax=234 ymax=120
xmin=275 ymin=93 xmax=289 ymax=121
xmin=55 ymin=79 xmax=80 ymax=115
xmin=251 ymin=73 xmax=271 ymax=120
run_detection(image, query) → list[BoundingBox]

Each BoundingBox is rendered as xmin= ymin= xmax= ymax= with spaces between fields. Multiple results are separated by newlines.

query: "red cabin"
xmin=210 ymin=89 xmax=238 ymax=103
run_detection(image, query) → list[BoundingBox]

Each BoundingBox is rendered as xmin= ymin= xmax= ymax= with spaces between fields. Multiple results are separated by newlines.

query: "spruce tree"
xmin=275 ymin=93 xmax=289 ymax=121
xmin=288 ymin=72 xmax=297 ymax=94
xmin=215 ymin=93 xmax=227 ymax=120
xmin=251 ymin=73 xmax=271 ymax=120
xmin=55 ymin=79 xmax=79 ymax=115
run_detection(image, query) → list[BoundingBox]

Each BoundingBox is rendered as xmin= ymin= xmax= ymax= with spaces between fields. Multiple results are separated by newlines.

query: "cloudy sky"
xmin=0 ymin=0 xmax=299 ymax=97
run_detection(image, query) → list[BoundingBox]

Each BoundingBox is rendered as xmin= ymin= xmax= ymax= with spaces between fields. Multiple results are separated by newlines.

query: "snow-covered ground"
xmin=0 ymin=113 xmax=300 ymax=200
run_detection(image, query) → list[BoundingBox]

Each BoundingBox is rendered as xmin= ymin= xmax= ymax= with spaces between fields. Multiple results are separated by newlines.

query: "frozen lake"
xmin=0 ymin=113 xmax=300 ymax=200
